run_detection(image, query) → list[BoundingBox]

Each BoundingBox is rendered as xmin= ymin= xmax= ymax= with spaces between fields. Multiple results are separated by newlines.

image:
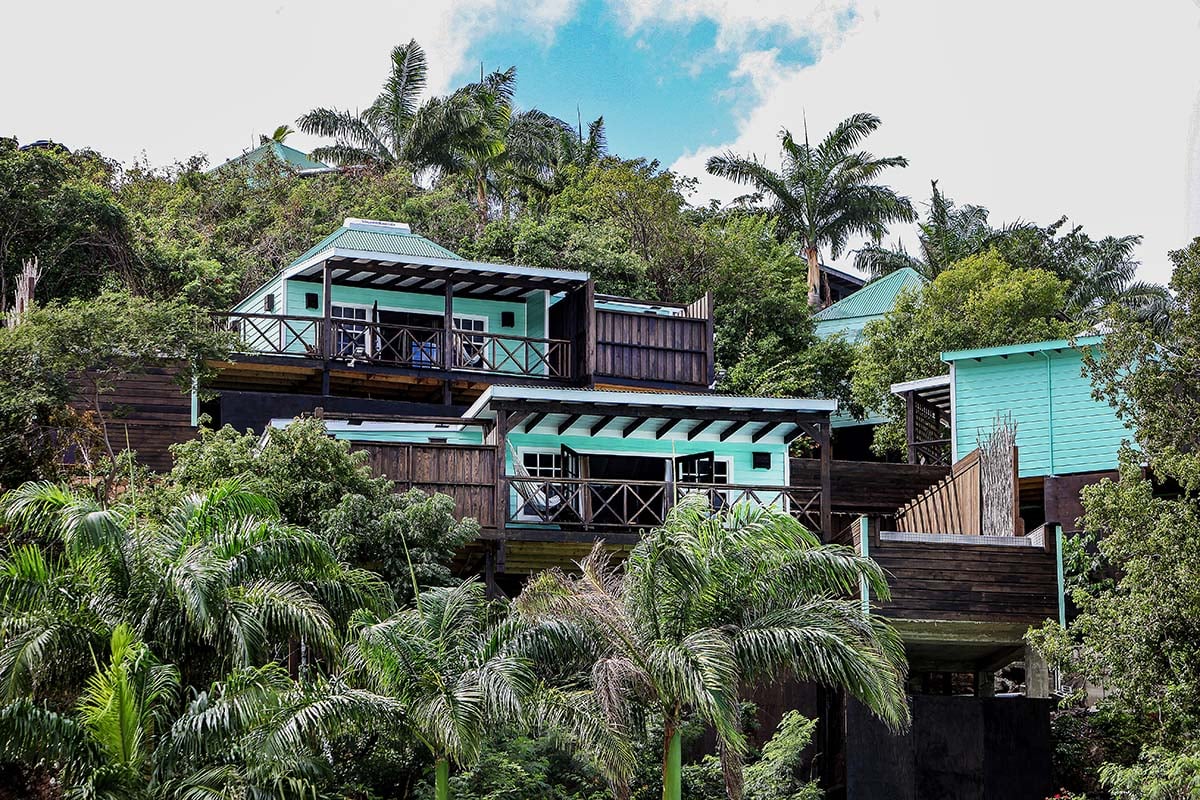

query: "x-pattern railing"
xmin=215 ymin=313 xmax=571 ymax=379
xmin=451 ymin=330 xmax=570 ymax=378
xmin=214 ymin=313 xmax=322 ymax=357
xmin=507 ymin=477 xmax=823 ymax=532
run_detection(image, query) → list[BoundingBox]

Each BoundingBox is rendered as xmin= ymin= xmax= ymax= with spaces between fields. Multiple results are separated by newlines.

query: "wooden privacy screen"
xmin=356 ymin=442 xmax=497 ymax=528
xmin=895 ymin=447 xmax=1022 ymax=536
xmin=593 ymin=292 xmax=713 ymax=388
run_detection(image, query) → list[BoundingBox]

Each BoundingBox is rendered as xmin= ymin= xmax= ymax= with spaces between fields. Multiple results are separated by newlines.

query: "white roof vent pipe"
xmin=343 ymin=218 xmax=412 ymax=234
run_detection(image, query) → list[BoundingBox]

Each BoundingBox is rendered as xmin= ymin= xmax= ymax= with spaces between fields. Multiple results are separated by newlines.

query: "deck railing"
xmin=214 ymin=312 xmax=323 ymax=357
xmin=216 ymin=312 xmax=572 ymax=380
xmin=507 ymin=477 xmax=823 ymax=533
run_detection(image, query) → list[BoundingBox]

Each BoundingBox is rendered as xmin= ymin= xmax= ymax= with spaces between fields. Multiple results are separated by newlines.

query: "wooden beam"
xmin=491 ymin=397 xmax=830 ymax=425
xmin=313 ymin=259 xmax=570 ymax=293
xmin=719 ymin=420 xmax=749 ymax=441
xmin=523 ymin=411 xmax=547 ymax=433
xmin=782 ymin=424 xmax=806 ymax=444
xmin=590 ymin=415 xmax=616 ymax=435
xmin=621 ymin=417 xmax=649 ymax=437
xmin=321 ymin=259 xmax=333 ymax=396
xmin=557 ymin=413 xmax=582 ymax=435
xmin=654 ymin=418 xmax=682 ymax=439
xmin=751 ymin=420 xmax=781 ymax=442
xmin=687 ymin=419 xmax=716 ymax=440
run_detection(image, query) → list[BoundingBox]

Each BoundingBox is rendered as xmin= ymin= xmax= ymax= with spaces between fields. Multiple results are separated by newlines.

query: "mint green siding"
xmin=951 ymin=347 xmax=1126 ymax=477
xmin=286 ymin=281 xmax=529 ymax=334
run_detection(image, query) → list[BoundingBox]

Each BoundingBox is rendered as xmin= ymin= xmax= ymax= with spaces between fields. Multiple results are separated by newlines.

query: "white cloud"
xmin=0 ymin=0 xmax=579 ymax=168
xmin=613 ymin=0 xmax=857 ymax=54
xmin=668 ymin=1 xmax=1200 ymax=283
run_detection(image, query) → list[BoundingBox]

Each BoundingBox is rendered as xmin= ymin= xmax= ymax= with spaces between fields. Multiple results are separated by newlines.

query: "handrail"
xmin=213 ymin=312 xmax=572 ymax=379
xmin=506 ymin=476 xmax=822 ymax=531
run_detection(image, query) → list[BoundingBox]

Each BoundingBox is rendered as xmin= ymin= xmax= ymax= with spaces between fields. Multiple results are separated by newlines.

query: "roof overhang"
xmin=283 ymin=247 xmax=590 ymax=299
xmin=464 ymin=386 xmax=835 ymax=444
xmin=941 ymin=335 xmax=1103 ymax=363
xmin=890 ymin=374 xmax=951 ymax=416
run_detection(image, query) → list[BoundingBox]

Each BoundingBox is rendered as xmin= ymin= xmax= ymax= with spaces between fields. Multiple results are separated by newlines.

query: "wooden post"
xmin=819 ymin=419 xmax=832 ymax=541
xmin=494 ymin=409 xmax=510 ymax=541
xmin=321 ymin=260 xmax=332 ymax=396
xmin=703 ymin=291 xmax=715 ymax=387
xmin=443 ymin=281 xmax=454 ymax=371
xmin=905 ymin=390 xmax=917 ymax=464
xmin=484 ymin=543 xmax=497 ymax=599
xmin=583 ymin=278 xmax=596 ymax=387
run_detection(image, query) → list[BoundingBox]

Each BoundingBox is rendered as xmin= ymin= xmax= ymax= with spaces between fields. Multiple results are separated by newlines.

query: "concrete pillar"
xmin=975 ymin=671 xmax=995 ymax=698
xmin=1025 ymin=645 xmax=1050 ymax=699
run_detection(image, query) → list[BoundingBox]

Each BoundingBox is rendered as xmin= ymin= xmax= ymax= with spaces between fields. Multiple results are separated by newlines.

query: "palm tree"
xmin=0 ymin=478 xmax=387 ymax=699
xmin=0 ymin=625 xmax=396 ymax=799
xmin=344 ymin=581 xmax=531 ymax=800
xmin=854 ymin=180 xmax=1003 ymax=280
xmin=511 ymin=115 xmax=608 ymax=212
xmin=706 ymin=113 xmax=916 ymax=308
xmin=297 ymin=39 xmax=430 ymax=169
xmin=260 ymin=125 xmax=295 ymax=145
xmin=517 ymin=496 xmax=909 ymax=800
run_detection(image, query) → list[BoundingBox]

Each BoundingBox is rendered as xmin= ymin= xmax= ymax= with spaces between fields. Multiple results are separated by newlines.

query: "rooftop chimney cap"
xmin=343 ymin=218 xmax=412 ymax=234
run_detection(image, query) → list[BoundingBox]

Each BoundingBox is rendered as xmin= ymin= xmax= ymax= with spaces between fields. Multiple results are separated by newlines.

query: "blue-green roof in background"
xmin=287 ymin=223 xmax=463 ymax=268
xmin=213 ymin=141 xmax=331 ymax=173
xmin=813 ymin=267 xmax=927 ymax=341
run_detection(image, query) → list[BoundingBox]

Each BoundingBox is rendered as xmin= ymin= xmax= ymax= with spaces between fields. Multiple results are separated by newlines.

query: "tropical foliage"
xmin=518 ymin=496 xmax=908 ymax=800
xmin=706 ymin=113 xmax=916 ymax=307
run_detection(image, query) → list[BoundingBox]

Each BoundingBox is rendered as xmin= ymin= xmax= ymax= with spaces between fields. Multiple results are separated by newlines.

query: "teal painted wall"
xmin=951 ymin=347 xmax=1127 ymax=477
xmin=284 ymin=280 xmax=529 ymax=334
xmin=814 ymin=316 xmax=874 ymax=342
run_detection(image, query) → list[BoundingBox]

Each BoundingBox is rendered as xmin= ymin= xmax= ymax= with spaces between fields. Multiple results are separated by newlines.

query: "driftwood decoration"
xmin=5 ymin=257 xmax=41 ymax=329
xmin=977 ymin=414 xmax=1018 ymax=536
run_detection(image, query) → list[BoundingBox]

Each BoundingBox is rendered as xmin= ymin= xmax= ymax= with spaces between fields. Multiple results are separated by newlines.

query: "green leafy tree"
xmin=706 ymin=113 xmax=915 ymax=308
xmin=853 ymin=250 xmax=1071 ymax=455
xmin=1029 ymin=239 xmax=1200 ymax=796
xmin=168 ymin=418 xmax=477 ymax=601
xmin=685 ymin=711 xmax=822 ymax=800
xmin=518 ymin=496 xmax=908 ymax=800
xmin=0 ymin=291 xmax=232 ymax=496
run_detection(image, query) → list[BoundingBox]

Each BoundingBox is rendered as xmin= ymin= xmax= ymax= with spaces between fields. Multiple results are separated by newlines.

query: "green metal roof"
xmin=214 ymin=141 xmax=331 ymax=173
xmin=813 ymin=267 xmax=926 ymax=322
xmin=287 ymin=222 xmax=463 ymax=269
xmin=941 ymin=335 xmax=1104 ymax=363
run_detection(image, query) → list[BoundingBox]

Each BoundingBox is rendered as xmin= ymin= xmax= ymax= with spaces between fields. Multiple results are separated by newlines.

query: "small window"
xmin=264 ymin=293 xmax=275 ymax=312
xmin=522 ymin=451 xmax=562 ymax=478
xmin=752 ymin=452 xmax=771 ymax=470
xmin=678 ymin=459 xmax=730 ymax=484
xmin=305 ymin=292 xmax=319 ymax=310
xmin=501 ymin=310 xmax=516 ymax=328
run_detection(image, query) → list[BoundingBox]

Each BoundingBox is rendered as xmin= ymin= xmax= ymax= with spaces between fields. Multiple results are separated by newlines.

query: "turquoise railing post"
xmin=859 ymin=516 xmax=871 ymax=614
xmin=1055 ymin=523 xmax=1066 ymax=627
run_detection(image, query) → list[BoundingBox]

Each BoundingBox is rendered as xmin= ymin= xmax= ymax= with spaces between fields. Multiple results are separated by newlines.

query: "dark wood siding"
xmin=594 ymin=310 xmax=710 ymax=389
xmin=74 ymin=368 xmax=195 ymax=472
xmin=867 ymin=536 xmax=1058 ymax=624
xmin=353 ymin=442 xmax=497 ymax=528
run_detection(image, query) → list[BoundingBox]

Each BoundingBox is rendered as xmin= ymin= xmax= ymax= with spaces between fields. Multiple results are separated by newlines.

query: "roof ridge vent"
xmin=343 ymin=218 xmax=412 ymax=235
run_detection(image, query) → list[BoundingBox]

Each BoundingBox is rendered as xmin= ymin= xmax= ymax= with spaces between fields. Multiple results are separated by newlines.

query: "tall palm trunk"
xmin=435 ymin=757 xmax=450 ymax=800
xmin=805 ymin=246 xmax=822 ymax=309
xmin=475 ymin=176 xmax=489 ymax=235
xmin=662 ymin=721 xmax=682 ymax=800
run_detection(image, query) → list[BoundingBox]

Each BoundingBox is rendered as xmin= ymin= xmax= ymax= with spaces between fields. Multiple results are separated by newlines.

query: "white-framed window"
xmin=677 ymin=458 xmax=731 ymax=485
xmin=454 ymin=315 xmax=488 ymax=368
xmin=522 ymin=451 xmax=562 ymax=478
xmin=332 ymin=304 xmax=369 ymax=357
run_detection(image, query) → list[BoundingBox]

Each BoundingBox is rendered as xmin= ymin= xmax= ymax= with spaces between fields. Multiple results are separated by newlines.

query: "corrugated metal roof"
xmin=287 ymin=225 xmax=463 ymax=268
xmin=813 ymin=267 xmax=926 ymax=322
xmin=214 ymin=141 xmax=331 ymax=173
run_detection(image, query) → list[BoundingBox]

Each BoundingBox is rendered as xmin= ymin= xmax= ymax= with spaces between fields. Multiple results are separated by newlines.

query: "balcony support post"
xmin=494 ymin=409 xmax=510 ymax=540
xmin=443 ymin=281 xmax=454 ymax=372
xmin=321 ymin=259 xmax=332 ymax=396
xmin=818 ymin=418 xmax=832 ymax=540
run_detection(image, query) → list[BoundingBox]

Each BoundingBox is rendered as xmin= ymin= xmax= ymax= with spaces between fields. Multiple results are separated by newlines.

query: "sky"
xmin=4 ymin=1 xmax=1200 ymax=282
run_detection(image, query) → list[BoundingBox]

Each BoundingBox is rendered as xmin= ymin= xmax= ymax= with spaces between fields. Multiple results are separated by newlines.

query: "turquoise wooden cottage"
xmin=894 ymin=335 xmax=1128 ymax=531
xmin=813 ymin=267 xmax=926 ymax=342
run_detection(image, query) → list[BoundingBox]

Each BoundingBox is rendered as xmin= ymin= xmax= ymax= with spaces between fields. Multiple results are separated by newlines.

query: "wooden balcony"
xmin=214 ymin=311 xmax=573 ymax=382
xmin=506 ymin=476 xmax=823 ymax=539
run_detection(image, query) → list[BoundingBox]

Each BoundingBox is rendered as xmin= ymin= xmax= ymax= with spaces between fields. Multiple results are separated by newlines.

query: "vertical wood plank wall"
xmin=594 ymin=295 xmax=712 ymax=388
xmin=355 ymin=442 xmax=497 ymax=528
xmin=896 ymin=449 xmax=985 ymax=535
